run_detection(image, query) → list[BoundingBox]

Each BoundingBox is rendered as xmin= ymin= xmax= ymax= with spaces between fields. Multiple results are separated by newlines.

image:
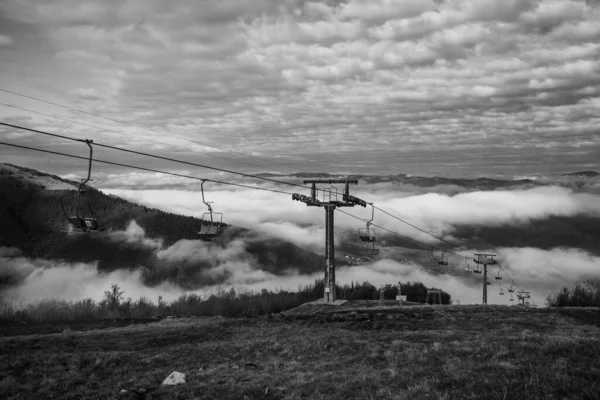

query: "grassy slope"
xmin=1 ymin=304 xmax=599 ymax=400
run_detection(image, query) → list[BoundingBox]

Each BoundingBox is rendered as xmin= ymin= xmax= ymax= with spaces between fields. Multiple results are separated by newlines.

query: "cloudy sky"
xmin=1 ymin=0 xmax=599 ymax=177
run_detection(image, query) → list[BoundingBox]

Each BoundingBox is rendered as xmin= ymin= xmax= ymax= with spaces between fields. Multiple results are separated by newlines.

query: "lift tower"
xmin=292 ymin=179 xmax=366 ymax=303
xmin=474 ymin=253 xmax=497 ymax=305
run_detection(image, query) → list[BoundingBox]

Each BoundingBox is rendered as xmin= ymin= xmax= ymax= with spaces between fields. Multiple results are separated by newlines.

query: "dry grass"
xmin=0 ymin=304 xmax=599 ymax=399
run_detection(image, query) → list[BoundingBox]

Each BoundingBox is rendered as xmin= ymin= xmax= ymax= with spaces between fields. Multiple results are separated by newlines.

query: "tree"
xmin=103 ymin=284 xmax=125 ymax=309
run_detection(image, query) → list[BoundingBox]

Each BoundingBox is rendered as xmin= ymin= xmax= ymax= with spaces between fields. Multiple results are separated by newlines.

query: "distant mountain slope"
xmin=260 ymin=171 xmax=599 ymax=191
xmin=561 ymin=171 xmax=599 ymax=177
xmin=0 ymin=163 xmax=324 ymax=289
xmin=259 ymin=172 xmax=541 ymax=190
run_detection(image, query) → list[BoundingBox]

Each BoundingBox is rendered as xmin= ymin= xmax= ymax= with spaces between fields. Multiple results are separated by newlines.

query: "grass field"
xmin=1 ymin=303 xmax=599 ymax=399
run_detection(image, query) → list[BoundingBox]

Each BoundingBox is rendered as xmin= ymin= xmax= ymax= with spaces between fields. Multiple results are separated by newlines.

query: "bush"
xmin=547 ymin=282 xmax=600 ymax=307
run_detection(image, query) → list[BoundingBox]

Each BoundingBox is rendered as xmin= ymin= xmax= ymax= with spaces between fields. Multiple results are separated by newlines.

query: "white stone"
xmin=162 ymin=371 xmax=186 ymax=386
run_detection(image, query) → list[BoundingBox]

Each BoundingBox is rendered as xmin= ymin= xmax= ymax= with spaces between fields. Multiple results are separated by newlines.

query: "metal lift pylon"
xmin=473 ymin=253 xmax=497 ymax=305
xmin=292 ymin=179 xmax=366 ymax=303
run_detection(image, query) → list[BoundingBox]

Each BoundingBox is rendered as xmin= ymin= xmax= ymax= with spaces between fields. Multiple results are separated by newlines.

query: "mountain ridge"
xmin=0 ymin=163 xmax=326 ymax=291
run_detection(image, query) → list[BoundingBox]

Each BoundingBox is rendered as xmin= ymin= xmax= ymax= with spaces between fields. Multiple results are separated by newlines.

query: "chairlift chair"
xmin=495 ymin=271 xmax=502 ymax=280
xmin=59 ymin=198 xmax=105 ymax=233
xmin=508 ymin=285 xmax=515 ymax=293
xmin=197 ymin=180 xmax=224 ymax=241
xmin=437 ymin=252 xmax=449 ymax=266
xmin=464 ymin=259 xmax=472 ymax=272
xmin=367 ymin=241 xmax=380 ymax=256
xmin=358 ymin=204 xmax=376 ymax=242
xmin=431 ymin=249 xmax=448 ymax=266
xmin=473 ymin=262 xmax=482 ymax=274
xmin=59 ymin=139 xmax=105 ymax=234
xmin=499 ymin=286 xmax=505 ymax=295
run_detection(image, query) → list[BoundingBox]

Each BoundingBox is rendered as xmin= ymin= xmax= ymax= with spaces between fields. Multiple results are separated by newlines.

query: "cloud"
xmin=98 ymin=177 xmax=600 ymax=252
xmin=1 ymin=259 xmax=184 ymax=303
xmin=0 ymin=34 xmax=13 ymax=46
xmin=108 ymin=220 xmax=163 ymax=249
xmin=1 ymin=0 xmax=599 ymax=175
xmin=491 ymin=246 xmax=600 ymax=304
xmin=6 ymin=245 xmax=597 ymax=307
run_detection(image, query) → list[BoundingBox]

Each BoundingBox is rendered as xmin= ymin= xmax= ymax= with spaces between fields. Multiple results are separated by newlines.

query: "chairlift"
xmin=437 ymin=252 xmax=449 ymax=266
xmin=464 ymin=259 xmax=472 ymax=272
xmin=357 ymin=203 xmax=379 ymax=256
xmin=358 ymin=203 xmax=376 ymax=242
xmin=508 ymin=285 xmax=515 ymax=293
xmin=499 ymin=286 xmax=505 ymax=295
xmin=197 ymin=180 xmax=223 ymax=241
xmin=367 ymin=241 xmax=380 ymax=256
xmin=431 ymin=249 xmax=448 ymax=266
xmin=495 ymin=271 xmax=502 ymax=280
xmin=59 ymin=139 xmax=105 ymax=234
xmin=473 ymin=262 xmax=482 ymax=274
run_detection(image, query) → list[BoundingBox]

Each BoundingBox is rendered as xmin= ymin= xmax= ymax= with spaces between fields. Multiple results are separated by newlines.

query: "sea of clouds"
xmin=2 ymin=172 xmax=599 ymax=307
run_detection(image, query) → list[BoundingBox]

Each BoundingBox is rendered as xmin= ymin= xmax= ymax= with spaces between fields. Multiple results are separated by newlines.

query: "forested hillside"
xmin=0 ymin=164 xmax=324 ymax=289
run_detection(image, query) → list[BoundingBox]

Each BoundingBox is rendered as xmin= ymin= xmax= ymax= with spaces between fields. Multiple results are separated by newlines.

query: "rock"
xmin=162 ymin=371 xmax=186 ymax=386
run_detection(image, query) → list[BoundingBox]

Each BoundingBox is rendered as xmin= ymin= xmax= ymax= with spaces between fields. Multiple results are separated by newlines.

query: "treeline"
xmin=0 ymin=280 xmax=451 ymax=324
xmin=546 ymin=282 xmax=600 ymax=307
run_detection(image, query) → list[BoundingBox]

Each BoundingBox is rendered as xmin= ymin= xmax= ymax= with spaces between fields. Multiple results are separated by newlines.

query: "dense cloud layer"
xmin=1 ymin=0 xmax=599 ymax=175
xmin=103 ymin=179 xmax=600 ymax=248
xmin=4 ymin=163 xmax=600 ymax=308
xmin=4 ymin=243 xmax=598 ymax=307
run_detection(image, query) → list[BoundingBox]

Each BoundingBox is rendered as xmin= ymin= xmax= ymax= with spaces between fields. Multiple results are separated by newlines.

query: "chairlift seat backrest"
xmin=358 ymin=228 xmax=375 ymax=242
xmin=68 ymin=216 xmax=85 ymax=229
xmin=199 ymin=225 xmax=220 ymax=235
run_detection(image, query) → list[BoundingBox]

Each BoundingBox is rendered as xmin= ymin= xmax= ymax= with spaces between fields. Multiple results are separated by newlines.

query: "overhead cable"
xmin=0 ymin=141 xmax=295 ymax=195
xmin=373 ymin=205 xmax=476 ymax=255
xmin=335 ymin=208 xmax=470 ymax=261
xmin=0 ymin=122 xmax=317 ymax=191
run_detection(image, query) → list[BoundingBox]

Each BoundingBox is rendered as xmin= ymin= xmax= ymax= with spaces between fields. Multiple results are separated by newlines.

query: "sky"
xmin=0 ymin=0 xmax=600 ymax=177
